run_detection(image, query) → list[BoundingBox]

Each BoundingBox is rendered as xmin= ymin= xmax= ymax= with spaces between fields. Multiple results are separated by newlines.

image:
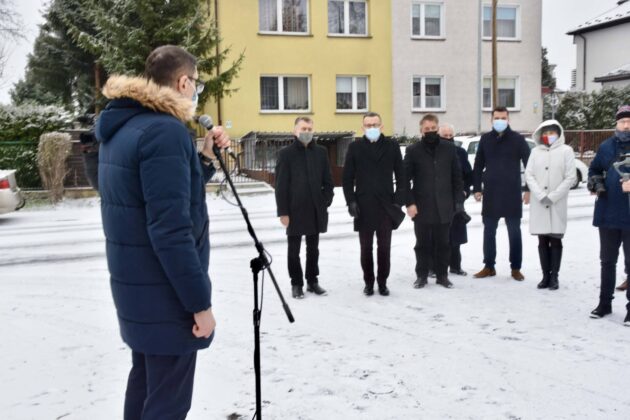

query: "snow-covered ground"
xmin=1 ymin=187 xmax=629 ymax=419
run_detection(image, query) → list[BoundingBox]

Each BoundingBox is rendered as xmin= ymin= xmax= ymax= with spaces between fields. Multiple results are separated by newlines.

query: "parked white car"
xmin=0 ymin=169 xmax=26 ymax=215
xmin=454 ymin=136 xmax=588 ymax=189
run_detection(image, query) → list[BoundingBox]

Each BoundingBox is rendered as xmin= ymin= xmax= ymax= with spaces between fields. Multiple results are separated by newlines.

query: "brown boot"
xmin=511 ymin=269 xmax=525 ymax=281
xmin=473 ymin=267 xmax=496 ymax=278
xmin=616 ymin=280 xmax=628 ymax=291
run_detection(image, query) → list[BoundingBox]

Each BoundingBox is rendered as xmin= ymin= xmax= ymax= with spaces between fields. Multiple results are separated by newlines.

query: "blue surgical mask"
xmin=365 ymin=127 xmax=381 ymax=142
xmin=547 ymin=135 xmax=558 ymax=145
xmin=191 ymin=89 xmax=198 ymax=109
xmin=616 ymin=129 xmax=630 ymax=142
xmin=492 ymin=119 xmax=508 ymax=133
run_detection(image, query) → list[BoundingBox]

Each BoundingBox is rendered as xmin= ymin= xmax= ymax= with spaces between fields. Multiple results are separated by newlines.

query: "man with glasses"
xmin=343 ymin=112 xmax=406 ymax=296
xmin=96 ymin=45 xmax=229 ymax=419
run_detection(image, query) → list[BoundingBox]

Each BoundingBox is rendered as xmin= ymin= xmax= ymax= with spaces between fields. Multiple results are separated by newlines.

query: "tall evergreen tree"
xmin=541 ymin=47 xmax=556 ymax=91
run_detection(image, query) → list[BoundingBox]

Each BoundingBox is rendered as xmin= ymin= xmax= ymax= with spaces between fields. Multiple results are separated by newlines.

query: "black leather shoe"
xmin=363 ymin=286 xmax=374 ymax=296
xmin=624 ymin=312 xmax=630 ymax=327
xmin=378 ymin=286 xmax=390 ymax=296
xmin=307 ymin=283 xmax=327 ymax=295
xmin=436 ymin=276 xmax=454 ymax=289
xmin=292 ymin=285 xmax=304 ymax=299
xmin=590 ymin=303 xmax=612 ymax=319
xmin=413 ymin=277 xmax=427 ymax=289
xmin=449 ymin=268 xmax=468 ymax=276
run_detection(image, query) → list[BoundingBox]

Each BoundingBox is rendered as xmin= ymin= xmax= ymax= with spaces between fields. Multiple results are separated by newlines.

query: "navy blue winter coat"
xmin=473 ymin=126 xmax=530 ymax=219
xmin=95 ymin=75 xmax=215 ymax=355
xmin=589 ymin=135 xmax=630 ymax=229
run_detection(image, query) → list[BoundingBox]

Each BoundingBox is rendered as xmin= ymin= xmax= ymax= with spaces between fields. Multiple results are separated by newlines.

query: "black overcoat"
xmin=342 ymin=135 xmax=406 ymax=232
xmin=451 ymin=145 xmax=473 ymax=245
xmin=472 ymin=127 xmax=530 ymax=219
xmin=275 ymin=139 xmax=334 ymax=236
xmin=404 ymin=139 xmax=464 ymax=225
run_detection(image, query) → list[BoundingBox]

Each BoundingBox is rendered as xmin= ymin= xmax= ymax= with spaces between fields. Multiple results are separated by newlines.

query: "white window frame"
xmin=481 ymin=76 xmax=520 ymax=111
xmin=259 ymin=0 xmax=310 ymax=35
xmin=260 ymin=75 xmax=312 ymax=113
xmin=335 ymin=75 xmax=369 ymax=113
xmin=410 ymin=1 xmax=445 ymax=40
xmin=482 ymin=4 xmax=520 ymax=41
xmin=411 ymin=75 xmax=446 ymax=112
xmin=328 ymin=0 xmax=369 ymax=37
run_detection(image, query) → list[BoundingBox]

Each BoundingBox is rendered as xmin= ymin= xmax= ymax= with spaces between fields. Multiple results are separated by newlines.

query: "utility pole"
xmin=491 ymin=0 xmax=498 ymax=109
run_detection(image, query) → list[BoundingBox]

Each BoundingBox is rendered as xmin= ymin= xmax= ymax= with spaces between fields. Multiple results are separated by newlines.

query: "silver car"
xmin=0 ymin=169 xmax=26 ymax=215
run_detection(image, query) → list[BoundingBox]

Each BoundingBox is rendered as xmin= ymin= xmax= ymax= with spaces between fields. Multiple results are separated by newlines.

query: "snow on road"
xmin=1 ymin=187 xmax=629 ymax=419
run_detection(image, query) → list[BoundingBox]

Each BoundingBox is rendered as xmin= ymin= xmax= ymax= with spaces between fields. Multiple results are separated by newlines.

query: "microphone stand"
xmin=212 ymin=144 xmax=295 ymax=420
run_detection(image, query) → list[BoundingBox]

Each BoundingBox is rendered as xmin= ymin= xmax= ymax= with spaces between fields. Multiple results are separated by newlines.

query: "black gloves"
xmin=348 ymin=201 xmax=360 ymax=218
xmin=454 ymin=202 xmax=471 ymax=224
xmin=587 ymin=175 xmax=606 ymax=198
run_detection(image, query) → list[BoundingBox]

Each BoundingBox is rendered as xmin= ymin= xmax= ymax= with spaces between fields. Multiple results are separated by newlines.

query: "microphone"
xmin=195 ymin=115 xmax=236 ymax=159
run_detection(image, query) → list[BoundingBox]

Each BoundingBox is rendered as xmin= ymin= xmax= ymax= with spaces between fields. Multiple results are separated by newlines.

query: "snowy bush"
xmin=37 ymin=132 xmax=72 ymax=203
xmin=557 ymin=86 xmax=630 ymax=130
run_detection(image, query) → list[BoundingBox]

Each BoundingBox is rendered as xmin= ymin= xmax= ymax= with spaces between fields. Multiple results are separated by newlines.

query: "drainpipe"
xmin=214 ymin=0 xmax=223 ymax=125
xmin=476 ymin=0 xmax=483 ymax=134
xmin=577 ymin=33 xmax=587 ymax=91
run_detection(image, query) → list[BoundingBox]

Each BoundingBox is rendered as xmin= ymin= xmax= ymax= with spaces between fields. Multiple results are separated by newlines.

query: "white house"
xmin=567 ymin=0 xmax=630 ymax=92
xmin=391 ymin=0 xmax=542 ymax=136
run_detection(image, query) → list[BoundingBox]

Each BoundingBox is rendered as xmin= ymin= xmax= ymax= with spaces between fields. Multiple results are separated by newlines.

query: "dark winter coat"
xmin=342 ymin=135 xmax=406 ymax=232
xmin=589 ymin=135 xmax=630 ymax=229
xmin=451 ymin=145 xmax=473 ymax=245
xmin=404 ymin=139 xmax=464 ymax=225
xmin=275 ymin=139 xmax=334 ymax=236
xmin=96 ymin=75 xmax=214 ymax=355
xmin=473 ymin=126 xmax=530 ymax=219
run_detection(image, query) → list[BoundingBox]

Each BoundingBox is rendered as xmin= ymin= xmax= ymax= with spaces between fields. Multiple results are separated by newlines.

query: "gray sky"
xmin=0 ymin=0 xmax=622 ymax=104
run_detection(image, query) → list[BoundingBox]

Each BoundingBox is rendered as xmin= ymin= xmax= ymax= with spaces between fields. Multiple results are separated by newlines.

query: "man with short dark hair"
xmin=343 ymin=112 xmax=405 ymax=296
xmin=472 ymin=106 xmax=530 ymax=281
xmin=96 ymin=45 xmax=230 ymax=419
xmin=275 ymin=117 xmax=334 ymax=299
xmin=406 ymin=114 xmax=464 ymax=289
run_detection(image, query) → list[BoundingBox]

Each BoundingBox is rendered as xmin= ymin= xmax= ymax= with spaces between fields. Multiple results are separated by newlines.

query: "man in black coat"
xmin=439 ymin=124 xmax=473 ymax=276
xmin=472 ymin=106 xmax=531 ymax=281
xmin=275 ymin=117 xmax=334 ymax=299
xmin=342 ymin=112 xmax=406 ymax=296
xmin=405 ymin=114 xmax=464 ymax=289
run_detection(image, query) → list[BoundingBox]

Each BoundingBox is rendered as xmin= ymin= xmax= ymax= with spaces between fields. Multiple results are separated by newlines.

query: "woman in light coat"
xmin=525 ymin=120 xmax=576 ymax=290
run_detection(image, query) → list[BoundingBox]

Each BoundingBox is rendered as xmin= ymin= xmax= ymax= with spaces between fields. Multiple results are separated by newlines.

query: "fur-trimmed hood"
xmin=102 ymin=75 xmax=195 ymax=122
xmin=96 ymin=75 xmax=195 ymax=144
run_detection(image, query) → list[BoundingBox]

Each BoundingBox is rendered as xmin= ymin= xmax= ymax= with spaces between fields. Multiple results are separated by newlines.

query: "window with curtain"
xmin=336 ymin=76 xmax=368 ymax=111
xmin=412 ymin=76 xmax=444 ymax=110
xmin=482 ymin=77 xmax=518 ymax=109
xmin=411 ymin=2 xmax=443 ymax=38
xmin=483 ymin=5 xmax=518 ymax=39
xmin=259 ymin=0 xmax=308 ymax=33
xmin=260 ymin=76 xmax=310 ymax=111
xmin=328 ymin=0 xmax=367 ymax=35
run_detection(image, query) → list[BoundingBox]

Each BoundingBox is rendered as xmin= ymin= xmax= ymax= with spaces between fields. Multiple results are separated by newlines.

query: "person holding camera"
xmin=588 ymin=105 xmax=630 ymax=326
xmin=524 ymin=120 xmax=576 ymax=291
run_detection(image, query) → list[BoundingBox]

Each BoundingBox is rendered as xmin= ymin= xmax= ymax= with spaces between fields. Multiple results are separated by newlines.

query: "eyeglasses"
xmin=187 ymin=75 xmax=205 ymax=94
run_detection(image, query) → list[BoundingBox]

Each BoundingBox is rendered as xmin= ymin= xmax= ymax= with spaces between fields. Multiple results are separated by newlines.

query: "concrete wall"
xmin=391 ymin=0 xmax=542 ymax=135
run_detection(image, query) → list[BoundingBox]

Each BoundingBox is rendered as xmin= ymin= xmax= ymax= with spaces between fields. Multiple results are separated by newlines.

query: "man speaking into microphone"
xmin=95 ymin=45 xmax=229 ymax=419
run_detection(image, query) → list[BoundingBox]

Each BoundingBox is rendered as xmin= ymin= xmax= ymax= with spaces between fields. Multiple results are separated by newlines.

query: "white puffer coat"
xmin=525 ymin=120 xmax=577 ymax=235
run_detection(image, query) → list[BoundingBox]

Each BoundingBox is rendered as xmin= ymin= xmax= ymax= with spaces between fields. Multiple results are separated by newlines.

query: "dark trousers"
xmin=450 ymin=245 xmax=462 ymax=271
xmin=414 ymin=222 xmax=451 ymax=278
xmin=124 ymin=350 xmax=197 ymax=420
xmin=598 ymin=227 xmax=630 ymax=309
xmin=288 ymin=234 xmax=319 ymax=286
xmin=482 ymin=216 xmax=522 ymax=270
xmin=358 ymin=216 xmax=393 ymax=287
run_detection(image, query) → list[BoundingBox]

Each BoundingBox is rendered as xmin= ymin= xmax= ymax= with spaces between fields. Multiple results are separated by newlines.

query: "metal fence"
xmin=564 ymin=130 xmax=615 ymax=165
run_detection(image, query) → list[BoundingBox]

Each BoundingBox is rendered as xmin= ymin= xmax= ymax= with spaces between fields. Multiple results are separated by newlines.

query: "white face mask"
xmin=191 ymin=89 xmax=198 ymax=109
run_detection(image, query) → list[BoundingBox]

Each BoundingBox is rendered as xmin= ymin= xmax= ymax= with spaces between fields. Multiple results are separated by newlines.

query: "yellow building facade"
xmin=204 ymin=0 xmax=393 ymax=138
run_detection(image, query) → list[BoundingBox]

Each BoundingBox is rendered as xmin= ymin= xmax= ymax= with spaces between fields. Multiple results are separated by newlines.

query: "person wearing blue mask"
xmin=472 ymin=106 xmax=531 ymax=281
xmin=588 ymin=104 xmax=630 ymax=327
xmin=342 ymin=112 xmax=406 ymax=296
xmin=525 ymin=120 xmax=576 ymax=291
